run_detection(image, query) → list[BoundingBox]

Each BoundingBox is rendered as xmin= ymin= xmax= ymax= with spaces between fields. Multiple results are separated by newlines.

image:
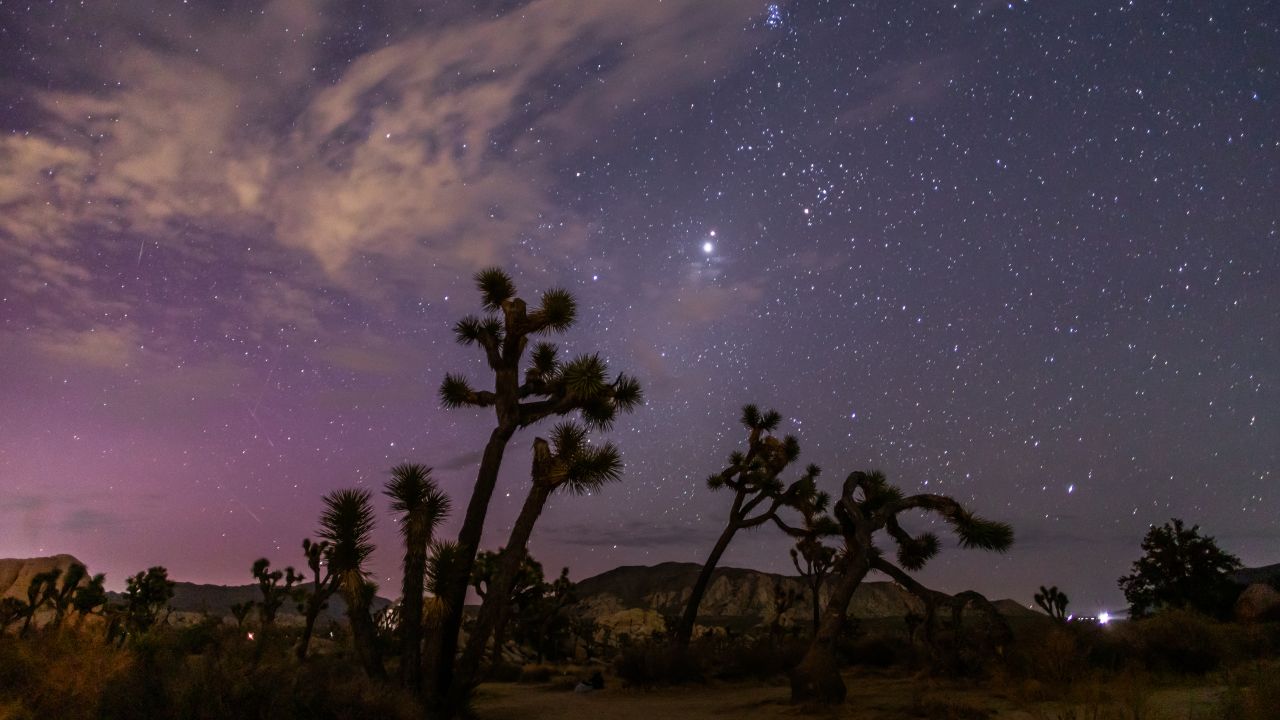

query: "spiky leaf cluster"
xmin=318 ymin=489 xmax=377 ymax=580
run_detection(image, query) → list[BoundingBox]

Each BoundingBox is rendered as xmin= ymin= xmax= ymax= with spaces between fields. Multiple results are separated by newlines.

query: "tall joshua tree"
xmin=434 ymin=267 xmax=641 ymax=701
xmin=675 ymin=404 xmax=822 ymax=647
xmin=296 ymin=538 xmax=338 ymax=660
xmin=791 ymin=533 xmax=839 ymax=635
xmin=383 ymin=463 xmax=451 ymax=692
xmin=48 ymin=562 xmax=89 ymax=630
xmin=20 ymin=569 xmax=60 ymax=636
xmin=791 ymin=471 xmax=1013 ymax=704
xmin=318 ymin=488 xmax=385 ymax=679
xmin=454 ymin=422 xmax=623 ymax=699
xmin=471 ymin=549 xmax=546 ymax=667
xmin=71 ymin=571 xmax=107 ymax=626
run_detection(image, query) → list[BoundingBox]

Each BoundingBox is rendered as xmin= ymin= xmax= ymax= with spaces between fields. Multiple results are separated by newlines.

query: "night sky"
xmin=1 ymin=1 xmax=1276 ymax=615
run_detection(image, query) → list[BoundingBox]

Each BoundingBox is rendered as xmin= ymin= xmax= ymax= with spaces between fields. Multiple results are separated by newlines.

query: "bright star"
xmin=702 ymin=241 xmax=714 ymax=254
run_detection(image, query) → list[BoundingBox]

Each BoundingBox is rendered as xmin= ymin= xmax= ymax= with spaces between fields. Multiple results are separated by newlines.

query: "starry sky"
xmin=1 ymin=0 xmax=1276 ymax=615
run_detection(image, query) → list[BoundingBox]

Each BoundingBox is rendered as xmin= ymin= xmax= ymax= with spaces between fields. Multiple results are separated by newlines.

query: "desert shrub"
xmin=517 ymin=664 xmax=555 ymax=683
xmin=1009 ymin=623 xmax=1087 ymax=685
xmin=1130 ymin=610 xmax=1234 ymax=674
xmin=487 ymin=661 xmax=521 ymax=682
xmin=613 ymin=641 xmax=704 ymax=686
xmin=709 ymin=636 xmax=806 ymax=681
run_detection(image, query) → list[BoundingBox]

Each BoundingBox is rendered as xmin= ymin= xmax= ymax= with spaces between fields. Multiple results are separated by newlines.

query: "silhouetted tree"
xmin=295 ymin=538 xmax=338 ymax=660
xmin=433 ymin=267 xmax=640 ymax=705
xmin=122 ymin=566 xmax=175 ymax=636
xmin=0 ymin=597 xmax=24 ymax=635
xmin=46 ymin=562 xmax=89 ymax=630
xmin=1034 ymin=585 xmax=1070 ymax=621
xmin=791 ymin=471 xmax=1013 ymax=704
xmin=471 ymin=549 xmax=546 ymax=667
xmin=792 ymin=536 xmax=838 ymax=635
xmin=70 ymin=570 xmax=107 ymax=626
xmin=676 ymin=404 xmax=822 ymax=647
xmin=383 ymin=463 xmax=451 ymax=692
xmin=1118 ymin=518 xmax=1242 ymax=619
xmin=318 ymin=488 xmax=385 ymax=679
xmin=251 ymin=558 xmax=303 ymax=630
xmin=455 ymin=422 xmax=622 ymax=698
xmin=230 ymin=601 xmax=253 ymax=629
xmin=20 ymin=569 xmax=60 ymax=636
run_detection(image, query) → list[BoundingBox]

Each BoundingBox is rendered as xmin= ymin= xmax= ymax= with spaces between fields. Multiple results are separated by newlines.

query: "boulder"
xmin=1235 ymin=583 xmax=1280 ymax=622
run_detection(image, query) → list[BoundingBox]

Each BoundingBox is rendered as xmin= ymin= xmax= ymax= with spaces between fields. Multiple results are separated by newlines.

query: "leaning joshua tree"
xmin=1034 ymin=585 xmax=1070 ymax=622
xmin=791 ymin=470 xmax=1013 ymax=704
xmin=453 ymin=422 xmax=623 ymax=700
xmin=318 ymin=488 xmax=385 ymax=679
xmin=433 ymin=267 xmax=641 ymax=703
xmin=383 ymin=463 xmax=451 ymax=692
xmin=675 ymin=404 xmax=822 ymax=647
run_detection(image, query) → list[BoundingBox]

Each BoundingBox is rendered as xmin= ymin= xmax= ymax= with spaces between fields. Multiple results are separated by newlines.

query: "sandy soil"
xmin=472 ymin=671 xmax=1229 ymax=720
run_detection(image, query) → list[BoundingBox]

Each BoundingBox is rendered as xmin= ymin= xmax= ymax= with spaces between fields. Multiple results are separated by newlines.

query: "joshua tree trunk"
xmin=400 ymin=536 xmax=428 ymax=691
xmin=790 ymin=546 xmax=871 ymax=704
xmin=433 ymin=422 xmax=517 ymax=697
xmin=809 ymin=582 xmax=822 ymax=636
xmin=297 ymin=606 xmax=320 ymax=661
xmin=675 ymin=521 xmax=738 ymax=646
xmin=345 ymin=585 xmax=386 ymax=680
xmin=454 ymin=482 xmax=552 ymax=699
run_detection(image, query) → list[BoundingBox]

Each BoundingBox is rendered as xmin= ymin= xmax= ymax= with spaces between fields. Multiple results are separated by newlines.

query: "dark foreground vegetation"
xmin=1 ymin=269 xmax=1277 ymax=719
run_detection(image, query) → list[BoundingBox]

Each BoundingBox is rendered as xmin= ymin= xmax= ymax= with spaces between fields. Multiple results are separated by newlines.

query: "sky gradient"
xmin=1 ymin=0 xmax=1276 ymax=615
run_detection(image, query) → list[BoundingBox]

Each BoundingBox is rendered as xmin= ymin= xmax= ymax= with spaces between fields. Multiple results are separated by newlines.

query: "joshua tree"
xmin=70 ymin=570 xmax=107 ymax=626
xmin=122 ymin=566 xmax=175 ymax=636
xmin=769 ymin=580 xmax=800 ymax=638
xmin=295 ymin=538 xmax=339 ymax=660
xmin=791 ymin=470 xmax=1013 ymax=704
xmin=1034 ymin=585 xmax=1070 ymax=622
xmin=230 ymin=601 xmax=253 ymax=629
xmin=46 ymin=562 xmax=90 ymax=630
xmin=0 ymin=597 xmax=24 ymax=635
xmin=318 ymin=488 xmax=385 ymax=679
xmin=454 ymin=422 xmax=622 ymax=698
xmin=20 ymin=569 xmax=61 ymax=636
xmin=251 ymin=558 xmax=303 ymax=630
xmin=675 ymin=404 xmax=823 ymax=647
xmin=792 ymin=535 xmax=839 ymax=635
xmin=433 ymin=267 xmax=641 ymax=702
xmin=383 ymin=463 xmax=451 ymax=692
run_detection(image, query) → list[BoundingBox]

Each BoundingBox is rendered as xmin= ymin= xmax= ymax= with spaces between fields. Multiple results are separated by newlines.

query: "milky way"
xmin=0 ymin=1 xmax=1276 ymax=613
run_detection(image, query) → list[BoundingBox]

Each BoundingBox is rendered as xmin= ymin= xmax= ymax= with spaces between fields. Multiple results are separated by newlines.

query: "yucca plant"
xmin=318 ymin=488 xmax=384 ymax=679
xmin=791 ymin=470 xmax=1013 ymax=704
xmin=383 ymin=463 xmax=451 ymax=692
xmin=453 ymin=421 xmax=622 ymax=699
xmin=1034 ymin=585 xmax=1070 ymax=621
xmin=432 ymin=267 xmax=641 ymax=705
xmin=675 ymin=404 xmax=824 ymax=647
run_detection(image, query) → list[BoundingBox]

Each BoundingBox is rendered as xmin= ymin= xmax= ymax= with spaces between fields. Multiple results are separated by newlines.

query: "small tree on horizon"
xmin=1118 ymin=518 xmax=1242 ymax=619
xmin=1034 ymin=585 xmax=1070 ymax=622
xmin=295 ymin=537 xmax=338 ymax=660
xmin=251 ymin=557 xmax=303 ymax=630
xmin=675 ymin=404 xmax=823 ymax=647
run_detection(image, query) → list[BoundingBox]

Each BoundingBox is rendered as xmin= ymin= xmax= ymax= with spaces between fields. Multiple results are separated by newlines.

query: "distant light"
xmin=247 ymin=632 xmax=255 ymax=640
xmin=702 ymin=241 xmax=714 ymax=254
xmin=1098 ymin=612 xmax=1111 ymax=625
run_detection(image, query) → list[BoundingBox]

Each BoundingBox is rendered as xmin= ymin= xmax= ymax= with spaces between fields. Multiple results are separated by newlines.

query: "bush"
xmin=517 ymin=664 xmax=554 ymax=683
xmin=708 ymin=637 xmax=806 ymax=681
xmin=1131 ymin=609 xmax=1236 ymax=674
xmin=613 ymin=642 xmax=704 ymax=687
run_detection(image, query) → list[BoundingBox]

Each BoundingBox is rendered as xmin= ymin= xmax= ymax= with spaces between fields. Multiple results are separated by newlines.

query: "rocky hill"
xmin=573 ymin=561 xmax=1036 ymax=637
xmin=0 ymin=554 xmax=86 ymax=600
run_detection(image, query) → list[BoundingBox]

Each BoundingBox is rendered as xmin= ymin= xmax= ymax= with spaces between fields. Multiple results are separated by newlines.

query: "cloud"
xmin=1 ymin=0 xmax=775 ymax=368
xmin=837 ymin=56 xmax=958 ymax=126
xmin=543 ymin=518 xmax=723 ymax=549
